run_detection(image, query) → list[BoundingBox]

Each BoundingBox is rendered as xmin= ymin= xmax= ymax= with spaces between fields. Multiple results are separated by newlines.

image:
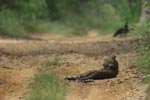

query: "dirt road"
xmin=0 ymin=35 xmax=147 ymax=100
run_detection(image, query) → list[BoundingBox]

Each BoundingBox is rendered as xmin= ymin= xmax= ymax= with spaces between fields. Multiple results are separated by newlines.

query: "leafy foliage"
xmin=0 ymin=10 xmax=27 ymax=38
xmin=134 ymin=24 xmax=150 ymax=100
xmin=0 ymin=0 xmax=142 ymax=37
xmin=135 ymin=24 xmax=150 ymax=83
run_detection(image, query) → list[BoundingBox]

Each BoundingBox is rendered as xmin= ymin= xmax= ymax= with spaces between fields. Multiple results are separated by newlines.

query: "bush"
xmin=136 ymin=24 xmax=150 ymax=71
xmin=23 ymin=20 xmax=52 ymax=33
xmin=134 ymin=23 xmax=150 ymax=99
xmin=26 ymin=71 xmax=66 ymax=100
xmin=0 ymin=0 xmax=141 ymax=37
xmin=0 ymin=10 xmax=27 ymax=38
xmin=41 ymin=58 xmax=60 ymax=68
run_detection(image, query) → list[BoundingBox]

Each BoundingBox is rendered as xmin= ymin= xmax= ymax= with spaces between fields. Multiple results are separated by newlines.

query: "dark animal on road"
xmin=113 ymin=20 xmax=129 ymax=37
xmin=65 ymin=55 xmax=119 ymax=83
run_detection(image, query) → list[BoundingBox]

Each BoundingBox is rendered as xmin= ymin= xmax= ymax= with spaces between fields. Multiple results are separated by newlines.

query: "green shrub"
xmin=0 ymin=10 xmax=27 ymax=38
xmin=41 ymin=58 xmax=60 ymax=68
xmin=26 ymin=71 xmax=66 ymax=100
xmin=0 ymin=0 xmax=141 ymax=36
xmin=135 ymin=24 xmax=150 ymax=96
xmin=136 ymin=24 xmax=150 ymax=72
xmin=23 ymin=20 xmax=52 ymax=33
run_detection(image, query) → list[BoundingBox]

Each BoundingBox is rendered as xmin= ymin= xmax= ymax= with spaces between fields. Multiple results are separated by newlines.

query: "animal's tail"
xmin=64 ymin=76 xmax=78 ymax=81
xmin=65 ymin=77 xmax=94 ymax=83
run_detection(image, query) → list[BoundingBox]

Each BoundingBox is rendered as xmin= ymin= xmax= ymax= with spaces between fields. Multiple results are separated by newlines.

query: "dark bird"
xmin=113 ymin=20 xmax=129 ymax=37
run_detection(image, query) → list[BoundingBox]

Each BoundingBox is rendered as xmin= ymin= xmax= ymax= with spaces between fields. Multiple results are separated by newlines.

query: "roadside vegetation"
xmin=26 ymin=58 xmax=66 ymax=100
xmin=0 ymin=0 xmax=141 ymax=38
xmin=135 ymin=23 xmax=150 ymax=100
xmin=41 ymin=57 xmax=60 ymax=68
xmin=135 ymin=1 xmax=150 ymax=99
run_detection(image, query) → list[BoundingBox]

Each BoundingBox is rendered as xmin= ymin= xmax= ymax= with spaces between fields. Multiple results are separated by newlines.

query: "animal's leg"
xmin=79 ymin=71 xmax=100 ymax=80
xmin=79 ymin=70 xmax=97 ymax=79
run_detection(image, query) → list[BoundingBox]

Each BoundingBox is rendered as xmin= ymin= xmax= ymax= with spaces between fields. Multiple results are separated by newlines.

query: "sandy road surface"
xmin=0 ymin=35 xmax=147 ymax=100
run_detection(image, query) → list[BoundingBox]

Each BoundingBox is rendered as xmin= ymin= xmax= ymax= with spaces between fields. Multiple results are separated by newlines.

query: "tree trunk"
xmin=140 ymin=0 xmax=150 ymax=23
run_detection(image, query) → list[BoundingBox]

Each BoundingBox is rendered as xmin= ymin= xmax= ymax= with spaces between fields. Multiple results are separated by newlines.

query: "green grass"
xmin=41 ymin=58 xmax=60 ymax=68
xmin=134 ymin=24 xmax=150 ymax=100
xmin=23 ymin=20 xmax=52 ymax=33
xmin=26 ymin=57 xmax=67 ymax=100
xmin=136 ymin=51 xmax=150 ymax=100
xmin=128 ymin=24 xmax=150 ymax=37
xmin=0 ymin=10 xmax=28 ymax=38
xmin=26 ymin=71 xmax=66 ymax=100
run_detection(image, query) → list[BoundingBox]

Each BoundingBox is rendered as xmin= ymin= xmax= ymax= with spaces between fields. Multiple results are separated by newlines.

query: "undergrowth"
xmin=0 ymin=10 xmax=27 ymax=38
xmin=26 ymin=57 xmax=66 ymax=100
xmin=0 ymin=0 xmax=141 ymax=37
xmin=41 ymin=57 xmax=60 ymax=68
xmin=26 ymin=71 xmax=66 ymax=100
xmin=135 ymin=23 xmax=150 ymax=100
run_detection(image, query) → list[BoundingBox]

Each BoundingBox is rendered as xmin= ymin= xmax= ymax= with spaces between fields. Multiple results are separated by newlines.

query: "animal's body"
xmin=78 ymin=69 xmax=118 ymax=80
xmin=113 ymin=21 xmax=129 ymax=37
xmin=65 ymin=55 xmax=119 ymax=82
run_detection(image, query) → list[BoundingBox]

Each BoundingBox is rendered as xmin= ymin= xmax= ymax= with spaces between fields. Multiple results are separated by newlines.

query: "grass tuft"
xmin=41 ymin=58 xmax=60 ymax=68
xmin=26 ymin=71 xmax=66 ymax=100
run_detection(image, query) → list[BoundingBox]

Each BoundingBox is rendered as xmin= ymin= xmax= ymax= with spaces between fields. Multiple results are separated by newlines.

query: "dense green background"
xmin=0 ymin=0 xmax=141 ymax=37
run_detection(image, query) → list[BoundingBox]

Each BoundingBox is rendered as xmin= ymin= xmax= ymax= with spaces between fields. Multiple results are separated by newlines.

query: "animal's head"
xmin=104 ymin=55 xmax=116 ymax=61
xmin=103 ymin=55 xmax=117 ymax=68
xmin=110 ymin=55 xmax=116 ymax=60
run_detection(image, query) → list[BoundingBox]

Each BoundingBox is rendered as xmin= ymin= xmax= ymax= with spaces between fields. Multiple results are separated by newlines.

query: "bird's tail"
xmin=113 ymin=33 xmax=118 ymax=37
